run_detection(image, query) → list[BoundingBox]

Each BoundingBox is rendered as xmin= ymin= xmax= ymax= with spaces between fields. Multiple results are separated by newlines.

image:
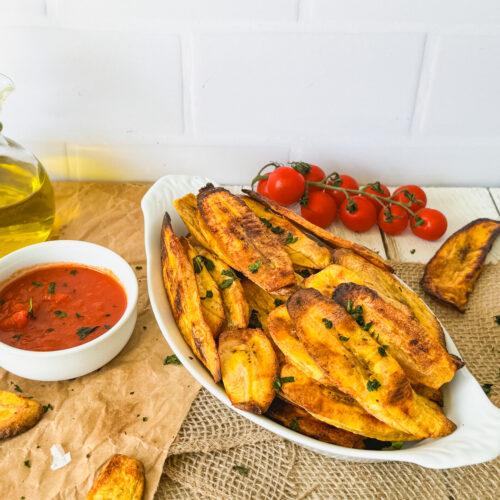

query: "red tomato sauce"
xmin=0 ymin=265 xmax=127 ymax=352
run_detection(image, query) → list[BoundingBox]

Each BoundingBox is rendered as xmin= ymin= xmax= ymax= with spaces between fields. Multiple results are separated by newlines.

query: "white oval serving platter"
xmin=142 ymin=174 xmax=500 ymax=469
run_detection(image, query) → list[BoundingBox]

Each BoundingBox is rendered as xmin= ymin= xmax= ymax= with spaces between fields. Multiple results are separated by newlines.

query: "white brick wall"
xmin=0 ymin=0 xmax=499 ymax=186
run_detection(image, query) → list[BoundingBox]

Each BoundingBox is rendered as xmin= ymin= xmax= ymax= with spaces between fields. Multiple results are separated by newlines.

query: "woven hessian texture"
xmin=155 ymin=262 xmax=500 ymax=500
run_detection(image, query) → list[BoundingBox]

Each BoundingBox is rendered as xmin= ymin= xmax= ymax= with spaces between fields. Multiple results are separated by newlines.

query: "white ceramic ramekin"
xmin=143 ymin=175 xmax=500 ymax=470
xmin=0 ymin=240 xmax=138 ymax=381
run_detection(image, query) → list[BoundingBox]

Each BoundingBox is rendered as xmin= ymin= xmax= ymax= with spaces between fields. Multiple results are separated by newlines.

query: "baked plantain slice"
xmin=218 ymin=328 xmax=278 ymax=414
xmin=278 ymin=364 xmax=417 ymax=441
xmin=86 ymin=454 xmax=144 ymax=500
xmin=332 ymin=283 xmax=456 ymax=390
xmin=267 ymin=397 xmax=365 ymax=448
xmin=181 ymin=237 xmax=225 ymax=337
xmin=241 ymin=195 xmax=331 ymax=269
xmin=287 ymin=288 xmax=456 ymax=438
xmin=331 ymin=248 xmax=448 ymax=350
xmin=242 ymin=189 xmax=393 ymax=272
xmin=197 ymin=185 xmax=297 ymax=293
xmin=188 ymin=237 xmax=249 ymax=330
xmin=304 ymin=264 xmax=363 ymax=297
xmin=421 ymin=218 xmax=500 ymax=312
xmin=267 ymin=305 xmax=328 ymax=384
xmin=161 ymin=212 xmax=221 ymax=381
xmin=0 ymin=390 xmax=43 ymax=440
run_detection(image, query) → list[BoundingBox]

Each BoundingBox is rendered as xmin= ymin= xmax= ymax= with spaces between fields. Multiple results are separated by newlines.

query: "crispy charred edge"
xmin=86 ymin=454 xmax=145 ymax=500
xmin=421 ymin=218 xmax=500 ymax=313
xmin=266 ymin=398 xmax=365 ymax=449
xmin=0 ymin=394 xmax=43 ymax=441
xmin=242 ymin=189 xmax=393 ymax=273
xmin=161 ymin=211 xmax=221 ymax=381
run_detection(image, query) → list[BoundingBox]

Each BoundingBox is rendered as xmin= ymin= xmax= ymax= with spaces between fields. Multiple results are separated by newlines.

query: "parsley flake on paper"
xmin=164 ymin=355 xmax=182 ymax=365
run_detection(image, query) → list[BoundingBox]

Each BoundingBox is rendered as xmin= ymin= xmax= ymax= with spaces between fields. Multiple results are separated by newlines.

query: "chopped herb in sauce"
xmin=164 ymin=354 xmax=182 ymax=365
xmin=32 ymin=281 xmax=43 ymax=287
xmin=338 ymin=334 xmax=349 ymax=342
xmin=274 ymin=299 xmax=284 ymax=307
xmin=367 ymin=379 xmax=381 ymax=392
xmin=273 ymin=376 xmax=295 ymax=391
xmin=46 ymin=328 xmax=54 ymax=333
xmin=48 ymin=282 xmax=56 ymax=294
xmin=76 ymin=326 xmax=99 ymax=340
xmin=105 ymin=313 xmax=110 ymax=317
xmin=201 ymin=290 xmax=213 ymax=300
xmin=104 ymin=325 xmax=111 ymax=330
xmin=27 ymin=298 xmax=35 ymax=319
xmin=70 ymin=270 xmax=78 ymax=275
xmin=54 ymin=310 xmax=67 ymax=318
xmin=322 ymin=318 xmax=333 ymax=329
xmin=13 ymin=334 xmax=22 ymax=341
xmin=0 ymin=299 xmax=5 ymax=306
xmin=285 ymin=232 xmax=298 ymax=244
xmin=232 ymin=465 xmax=249 ymax=476
xmin=248 ymin=261 xmax=261 ymax=274
xmin=75 ymin=312 xmax=84 ymax=318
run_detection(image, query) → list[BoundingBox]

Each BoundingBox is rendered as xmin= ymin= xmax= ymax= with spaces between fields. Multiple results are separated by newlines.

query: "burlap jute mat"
xmin=156 ymin=262 xmax=500 ymax=500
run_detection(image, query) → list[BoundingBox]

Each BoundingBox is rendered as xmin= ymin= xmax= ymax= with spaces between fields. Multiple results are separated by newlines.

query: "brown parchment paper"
xmin=0 ymin=182 xmax=200 ymax=499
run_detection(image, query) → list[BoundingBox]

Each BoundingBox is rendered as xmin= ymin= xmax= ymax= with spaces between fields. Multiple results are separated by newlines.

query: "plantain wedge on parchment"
xmin=421 ymin=218 xmax=500 ymax=312
xmin=86 ymin=454 xmax=145 ymax=500
xmin=197 ymin=185 xmax=297 ymax=293
xmin=0 ymin=390 xmax=43 ymax=440
xmin=161 ymin=212 xmax=221 ymax=381
xmin=287 ymin=288 xmax=456 ymax=439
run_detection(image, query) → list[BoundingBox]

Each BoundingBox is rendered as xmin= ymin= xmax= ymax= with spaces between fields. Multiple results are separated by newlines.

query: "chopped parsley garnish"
xmin=75 ymin=312 xmax=84 ymax=318
xmin=495 ymin=315 xmax=500 ymax=326
xmin=248 ymin=309 xmax=262 ymax=329
xmin=104 ymin=324 xmax=111 ymax=330
xmin=367 ymin=379 xmax=381 ymax=392
xmin=192 ymin=256 xmax=204 ymax=274
xmin=222 ymin=269 xmax=235 ymax=279
xmin=142 ymin=417 xmax=148 ymax=422
xmin=201 ymin=290 xmax=213 ymax=300
xmin=346 ymin=300 xmax=371 ymax=330
xmin=42 ymin=403 xmax=54 ymax=413
xmin=105 ymin=313 xmax=110 ymax=317
xmin=76 ymin=326 xmax=98 ymax=340
xmin=271 ymin=225 xmax=285 ymax=234
xmin=27 ymin=298 xmax=35 ymax=319
xmin=338 ymin=334 xmax=349 ymax=342
xmin=274 ymin=299 xmax=284 ymax=307
xmin=285 ymin=232 xmax=298 ymax=245
xmin=24 ymin=460 xmax=31 ymax=468
xmin=130 ymin=392 xmax=134 ymax=395
xmin=297 ymin=269 xmax=311 ymax=279
xmin=14 ymin=384 xmax=22 ymax=393
xmin=378 ymin=346 xmax=388 ymax=357
xmin=13 ymin=334 xmax=22 ymax=341
xmin=54 ymin=310 xmax=67 ymax=318
xmin=201 ymin=256 xmax=215 ymax=271
xmin=248 ymin=261 xmax=261 ymax=274
xmin=46 ymin=328 xmax=54 ymax=332
xmin=32 ymin=281 xmax=43 ymax=287
xmin=164 ymin=354 xmax=182 ymax=365
xmin=288 ymin=416 xmax=304 ymax=432
xmin=220 ymin=269 xmax=235 ymax=288
xmin=70 ymin=270 xmax=78 ymax=275
xmin=390 ymin=441 xmax=404 ymax=450
xmin=135 ymin=266 xmax=142 ymax=270
xmin=322 ymin=318 xmax=333 ymax=329
xmin=410 ymin=249 xmax=416 ymax=255
xmin=48 ymin=282 xmax=56 ymax=294
xmin=273 ymin=376 xmax=295 ymax=391
xmin=481 ymin=383 xmax=493 ymax=395
xmin=220 ymin=279 xmax=233 ymax=289
xmin=232 ymin=465 xmax=249 ymax=476
xmin=260 ymin=217 xmax=272 ymax=228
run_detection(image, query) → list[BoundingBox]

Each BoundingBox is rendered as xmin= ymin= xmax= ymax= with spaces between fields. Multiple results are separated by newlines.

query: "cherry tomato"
xmin=392 ymin=185 xmax=427 ymax=213
xmin=411 ymin=208 xmax=447 ymax=241
xmin=266 ymin=166 xmax=306 ymax=206
xmin=256 ymin=176 xmax=269 ymax=197
xmin=300 ymin=191 xmax=337 ymax=228
xmin=360 ymin=182 xmax=391 ymax=213
xmin=302 ymin=164 xmax=325 ymax=193
xmin=377 ymin=204 xmax=409 ymax=235
xmin=325 ymin=174 xmax=359 ymax=205
xmin=339 ymin=195 xmax=377 ymax=232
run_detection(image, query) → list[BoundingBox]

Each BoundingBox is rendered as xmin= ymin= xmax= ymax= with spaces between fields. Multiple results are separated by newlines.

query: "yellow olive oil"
xmin=0 ymin=160 xmax=55 ymax=257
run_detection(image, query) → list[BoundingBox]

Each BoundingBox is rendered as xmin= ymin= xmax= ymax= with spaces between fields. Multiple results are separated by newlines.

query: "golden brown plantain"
xmin=181 ymin=237 xmax=225 ymax=337
xmin=331 ymin=248 xmax=448 ymax=350
xmin=412 ymin=384 xmax=443 ymax=406
xmin=197 ymin=185 xmax=297 ymax=293
xmin=287 ymin=288 xmax=456 ymax=438
xmin=242 ymin=189 xmax=393 ymax=272
xmin=278 ymin=364 xmax=418 ymax=441
xmin=0 ymin=390 xmax=43 ymax=440
xmin=188 ymin=237 xmax=249 ymax=330
xmin=218 ymin=328 xmax=278 ymax=414
xmin=86 ymin=454 xmax=145 ymax=500
xmin=267 ymin=305 xmax=328 ymax=384
xmin=267 ymin=397 xmax=365 ymax=448
xmin=161 ymin=212 xmax=221 ymax=381
xmin=241 ymin=196 xmax=331 ymax=269
xmin=421 ymin=218 xmax=500 ymax=312
xmin=332 ymin=283 xmax=456 ymax=390
xmin=304 ymin=264 xmax=363 ymax=297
